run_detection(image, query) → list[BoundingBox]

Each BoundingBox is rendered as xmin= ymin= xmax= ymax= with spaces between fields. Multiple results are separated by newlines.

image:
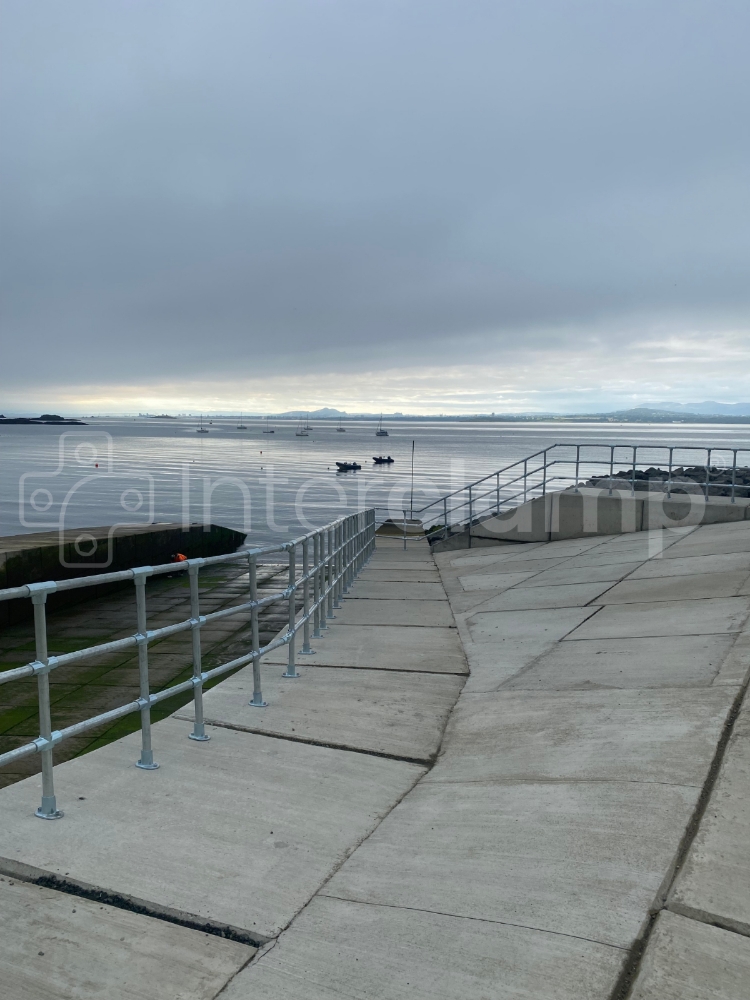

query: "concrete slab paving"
xmin=344 ymin=581 xmax=447 ymax=600
xmin=505 ymin=634 xmax=737 ymax=690
xmin=713 ymin=628 xmax=750 ymax=685
xmin=473 ymin=580 xmax=616 ymax=612
xmin=459 ymin=606 xmax=599 ymax=691
xmin=0 ymin=717 xmax=423 ymax=938
xmin=444 ymin=589 xmax=514 ymax=615
xmin=670 ymin=726 xmax=750 ymax=935
xmin=465 ymin=604 xmax=599 ymax=643
xmin=599 ymin=571 xmax=750 ymax=605
xmin=356 ymin=567 xmax=440 ymax=582
xmin=0 ymin=878 xmax=252 ymax=1000
xmin=664 ymin=531 xmax=750 ymax=559
xmin=630 ymin=910 xmax=750 ymax=1000
xmin=568 ymin=597 xmax=750 ymax=641
xmin=332 ymin=598 xmax=455 ymax=627
xmin=365 ymin=550 xmax=434 ymax=566
xmin=559 ymin=544 xmax=659 ymax=567
xmin=425 ymin=688 xmax=733 ymax=786
xmin=222 ymin=895 xmax=626 ymax=1000
xmin=262 ymin=623 xmax=468 ymax=673
xmin=456 ymin=569 xmax=544 ymax=592
xmin=175 ymin=664 xmax=463 ymax=761
xmin=524 ymin=561 xmax=641 ymax=587
xmin=627 ymin=551 xmax=750 ymax=579
xmin=322 ymin=778 xmax=698 ymax=948
xmin=435 ymin=543 xmax=546 ymax=569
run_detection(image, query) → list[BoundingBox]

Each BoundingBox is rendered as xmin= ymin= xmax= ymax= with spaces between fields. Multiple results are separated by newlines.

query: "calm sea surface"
xmin=2 ymin=418 xmax=750 ymax=545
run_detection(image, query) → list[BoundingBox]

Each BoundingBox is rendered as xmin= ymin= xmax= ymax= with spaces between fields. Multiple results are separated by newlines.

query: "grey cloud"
xmin=1 ymin=0 xmax=749 ymax=388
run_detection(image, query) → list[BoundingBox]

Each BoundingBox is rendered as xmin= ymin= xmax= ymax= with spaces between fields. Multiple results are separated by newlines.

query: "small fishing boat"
xmin=336 ymin=461 xmax=361 ymax=471
xmin=375 ymin=413 xmax=389 ymax=437
xmin=196 ymin=415 xmax=209 ymax=434
xmin=373 ymin=455 xmax=394 ymax=464
xmin=237 ymin=412 xmax=247 ymax=430
xmin=262 ymin=416 xmax=275 ymax=433
xmin=295 ymin=419 xmax=309 ymax=437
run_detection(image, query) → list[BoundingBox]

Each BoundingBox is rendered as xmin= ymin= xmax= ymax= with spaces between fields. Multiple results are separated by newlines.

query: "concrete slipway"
xmin=1 ymin=526 xmax=750 ymax=997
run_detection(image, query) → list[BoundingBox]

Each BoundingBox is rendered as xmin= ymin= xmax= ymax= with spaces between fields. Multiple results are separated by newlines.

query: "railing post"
xmin=631 ymin=446 xmax=637 ymax=496
xmin=608 ymin=446 xmax=614 ymax=496
xmin=31 ymin=589 xmax=63 ymax=819
xmin=731 ymin=450 xmax=737 ymax=504
xmin=496 ymin=472 xmax=500 ymax=514
xmin=248 ymin=553 xmax=267 ymax=706
xmin=704 ymin=449 xmax=711 ymax=501
xmin=326 ymin=526 xmax=335 ymax=619
xmin=300 ymin=536 xmax=314 ymax=654
xmin=312 ymin=532 xmax=322 ymax=637
xmin=339 ymin=519 xmax=345 ymax=597
xmin=667 ymin=448 xmax=673 ymax=499
xmin=283 ymin=543 xmax=299 ymax=678
xmin=333 ymin=523 xmax=342 ymax=609
xmin=343 ymin=518 xmax=351 ymax=594
xmin=574 ymin=447 xmax=580 ymax=492
xmin=468 ymin=486 xmax=473 ymax=549
xmin=188 ymin=562 xmax=210 ymax=740
xmin=134 ymin=572 xmax=158 ymax=770
xmin=443 ymin=497 xmax=449 ymax=539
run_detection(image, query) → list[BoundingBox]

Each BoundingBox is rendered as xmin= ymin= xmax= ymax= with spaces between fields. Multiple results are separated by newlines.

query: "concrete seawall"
xmin=0 ymin=522 xmax=247 ymax=626
xmin=431 ymin=487 xmax=750 ymax=551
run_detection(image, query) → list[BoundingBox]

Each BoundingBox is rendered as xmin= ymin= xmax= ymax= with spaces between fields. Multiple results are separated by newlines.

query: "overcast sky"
xmin=1 ymin=0 xmax=749 ymax=413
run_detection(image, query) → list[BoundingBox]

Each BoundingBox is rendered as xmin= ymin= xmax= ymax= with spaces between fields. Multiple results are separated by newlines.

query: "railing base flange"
xmin=35 ymin=807 xmax=63 ymax=820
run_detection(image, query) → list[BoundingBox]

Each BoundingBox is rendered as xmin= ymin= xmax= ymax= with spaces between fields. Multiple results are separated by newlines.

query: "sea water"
xmin=1 ymin=417 xmax=749 ymax=545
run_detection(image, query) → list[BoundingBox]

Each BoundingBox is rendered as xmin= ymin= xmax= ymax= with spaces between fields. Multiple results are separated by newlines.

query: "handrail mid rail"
xmin=402 ymin=443 xmax=750 ymax=538
xmin=0 ymin=508 xmax=377 ymax=819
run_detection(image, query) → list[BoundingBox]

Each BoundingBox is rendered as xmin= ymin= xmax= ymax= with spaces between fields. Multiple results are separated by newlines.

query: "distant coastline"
xmin=0 ymin=414 xmax=87 ymax=425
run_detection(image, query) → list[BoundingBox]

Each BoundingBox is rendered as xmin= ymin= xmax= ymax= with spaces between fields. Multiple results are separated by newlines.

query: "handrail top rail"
xmin=410 ymin=441 xmax=750 ymax=516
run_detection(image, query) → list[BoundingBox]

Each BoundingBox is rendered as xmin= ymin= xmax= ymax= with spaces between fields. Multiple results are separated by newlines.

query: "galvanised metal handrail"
xmin=0 ymin=508 xmax=376 ymax=819
xmin=407 ymin=443 xmax=750 ymax=537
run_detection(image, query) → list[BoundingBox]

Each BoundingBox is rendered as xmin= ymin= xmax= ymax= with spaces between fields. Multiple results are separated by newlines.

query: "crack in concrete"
xmin=318 ymin=893 xmax=629 ymax=953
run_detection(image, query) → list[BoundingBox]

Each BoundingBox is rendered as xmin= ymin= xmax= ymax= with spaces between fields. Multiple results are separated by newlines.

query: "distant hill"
xmin=648 ymin=401 xmax=750 ymax=416
xmin=275 ymin=408 xmax=347 ymax=418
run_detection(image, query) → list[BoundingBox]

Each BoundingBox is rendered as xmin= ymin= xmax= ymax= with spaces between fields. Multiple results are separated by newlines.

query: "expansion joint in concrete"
xmin=183 ymin=717 xmax=435 ymax=767
xmin=0 ymin=856 xmax=270 ymax=949
xmin=666 ymin=900 xmax=750 ymax=941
